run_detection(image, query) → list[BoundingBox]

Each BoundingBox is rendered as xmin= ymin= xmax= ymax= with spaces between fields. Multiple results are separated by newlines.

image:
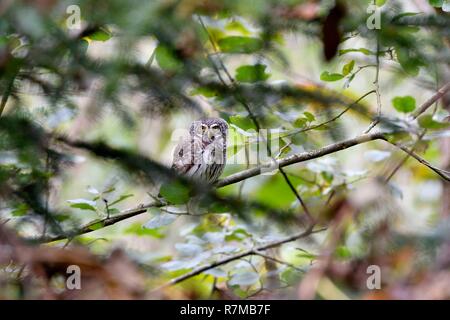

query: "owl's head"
xmin=190 ymin=118 xmax=228 ymax=144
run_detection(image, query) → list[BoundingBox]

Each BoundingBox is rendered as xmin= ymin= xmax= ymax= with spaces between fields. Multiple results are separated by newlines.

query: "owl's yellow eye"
xmin=210 ymin=124 xmax=219 ymax=130
xmin=200 ymin=124 xmax=208 ymax=132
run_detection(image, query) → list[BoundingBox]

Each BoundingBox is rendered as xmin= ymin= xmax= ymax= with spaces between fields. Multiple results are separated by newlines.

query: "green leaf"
xmin=418 ymin=115 xmax=450 ymax=130
xmin=190 ymin=86 xmax=219 ymax=98
xmin=225 ymin=228 xmax=251 ymax=242
xmin=338 ymin=48 xmax=374 ymax=56
xmin=218 ymin=36 xmax=263 ymax=54
xmin=88 ymin=27 xmax=112 ymax=41
xmin=175 ymin=243 xmax=203 ymax=256
xmin=321 ymin=171 xmax=334 ymax=184
xmin=342 ymin=60 xmax=355 ymax=76
xmin=225 ymin=20 xmax=250 ymax=35
xmin=428 ymin=0 xmax=443 ymax=7
xmin=159 ymin=181 xmax=190 ymax=204
xmin=155 ymin=45 xmax=183 ymax=72
xmin=11 ymin=203 xmax=29 ymax=216
xmin=252 ymin=174 xmax=301 ymax=208
xmin=204 ymin=268 xmax=227 ymax=278
xmin=67 ymin=199 xmax=97 ymax=211
xmin=88 ymin=221 xmax=104 ymax=231
xmin=320 ymin=71 xmax=344 ymax=82
xmin=143 ymin=212 xmax=177 ymax=229
xmin=280 ymin=267 xmax=302 ymax=285
xmin=303 ymin=111 xmax=315 ymax=122
xmin=335 ymin=246 xmax=352 ymax=259
xmin=87 ymin=186 xmax=99 ymax=195
xmin=293 ymin=117 xmax=308 ymax=128
xmin=392 ymin=96 xmax=416 ymax=113
xmin=235 ymin=64 xmax=270 ymax=83
xmin=392 ymin=12 xmax=421 ymax=22
xmin=125 ymin=222 xmax=165 ymax=238
xmin=228 ymin=271 xmax=259 ymax=286
xmin=161 ymin=252 xmax=211 ymax=271
xmin=376 ymin=0 xmax=387 ymax=6
xmin=296 ymin=249 xmax=317 ymax=260
xmin=396 ymin=47 xmax=423 ymax=76
xmin=229 ymin=114 xmax=257 ymax=131
xmin=109 ymin=193 xmax=134 ymax=206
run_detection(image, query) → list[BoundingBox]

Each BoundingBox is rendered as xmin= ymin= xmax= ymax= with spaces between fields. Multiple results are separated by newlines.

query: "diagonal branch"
xmin=154 ymin=226 xmax=327 ymax=290
xmin=387 ymin=141 xmax=450 ymax=181
xmin=412 ymin=82 xmax=450 ymax=119
xmin=38 ymin=203 xmax=157 ymax=243
xmin=216 ymin=132 xmax=386 ymax=187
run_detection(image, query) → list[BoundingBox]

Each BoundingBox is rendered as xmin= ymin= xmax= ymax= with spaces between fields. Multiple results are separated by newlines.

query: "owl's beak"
xmin=206 ymin=128 xmax=215 ymax=140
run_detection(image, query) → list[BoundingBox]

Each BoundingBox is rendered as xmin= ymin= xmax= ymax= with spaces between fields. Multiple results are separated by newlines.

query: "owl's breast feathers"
xmin=171 ymin=136 xmax=226 ymax=178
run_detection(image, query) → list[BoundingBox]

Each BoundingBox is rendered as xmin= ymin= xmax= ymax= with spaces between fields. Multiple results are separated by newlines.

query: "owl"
xmin=172 ymin=118 xmax=228 ymax=184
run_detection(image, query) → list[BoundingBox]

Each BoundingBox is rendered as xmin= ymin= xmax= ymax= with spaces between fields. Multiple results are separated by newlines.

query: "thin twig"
xmin=279 ymin=90 xmax=376 ymax=140
xmin=384 ymin=132 xmax=425 ymax=183
xmin=387 ymin=141 xmax=450 ymax=181
xmin=253 ymin=251 xmax=305 ymax=273
xmin=364 ymin=36 xmax=382 ymax=133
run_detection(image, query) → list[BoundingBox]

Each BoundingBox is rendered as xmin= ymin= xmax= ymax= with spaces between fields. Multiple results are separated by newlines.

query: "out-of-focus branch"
xmin=387 ymin=141 xmax=450 ymax=181
xmin=412 ymin=82 xmax=450 ymax=119
xmin=155 ymin=226 xmax=327 ymax=290
xmin=39 ymin=203 xmax=158 ymax=243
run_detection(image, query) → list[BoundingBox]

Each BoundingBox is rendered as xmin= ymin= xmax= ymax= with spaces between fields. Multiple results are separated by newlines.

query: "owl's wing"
xmin=171 ymin=137 xmax=203 ymax=175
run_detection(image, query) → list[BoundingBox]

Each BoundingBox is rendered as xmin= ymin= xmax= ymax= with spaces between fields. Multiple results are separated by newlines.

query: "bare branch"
xmin=412 ymin=82 xmax=450 ymax=119
xmin=387 ymin=140 xmax=450 ymax=181
xmin=253 ymin=251 xmax=305 ymax=273
xmin=216 ymin=132 xmax=386 ymax=187
xmin=38 ymin=203 xmax=158 ymax=243
xmin=155 ymin=226 xmax=327 ymax=290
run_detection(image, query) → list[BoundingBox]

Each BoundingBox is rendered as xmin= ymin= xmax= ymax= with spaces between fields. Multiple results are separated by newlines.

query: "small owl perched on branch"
xmin=172 ymin=118 xmax=228 ymax=184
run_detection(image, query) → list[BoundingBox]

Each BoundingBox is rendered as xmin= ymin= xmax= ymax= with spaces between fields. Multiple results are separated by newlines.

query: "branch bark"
xmin=216 ymin=132 xmax=386 ymax=187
